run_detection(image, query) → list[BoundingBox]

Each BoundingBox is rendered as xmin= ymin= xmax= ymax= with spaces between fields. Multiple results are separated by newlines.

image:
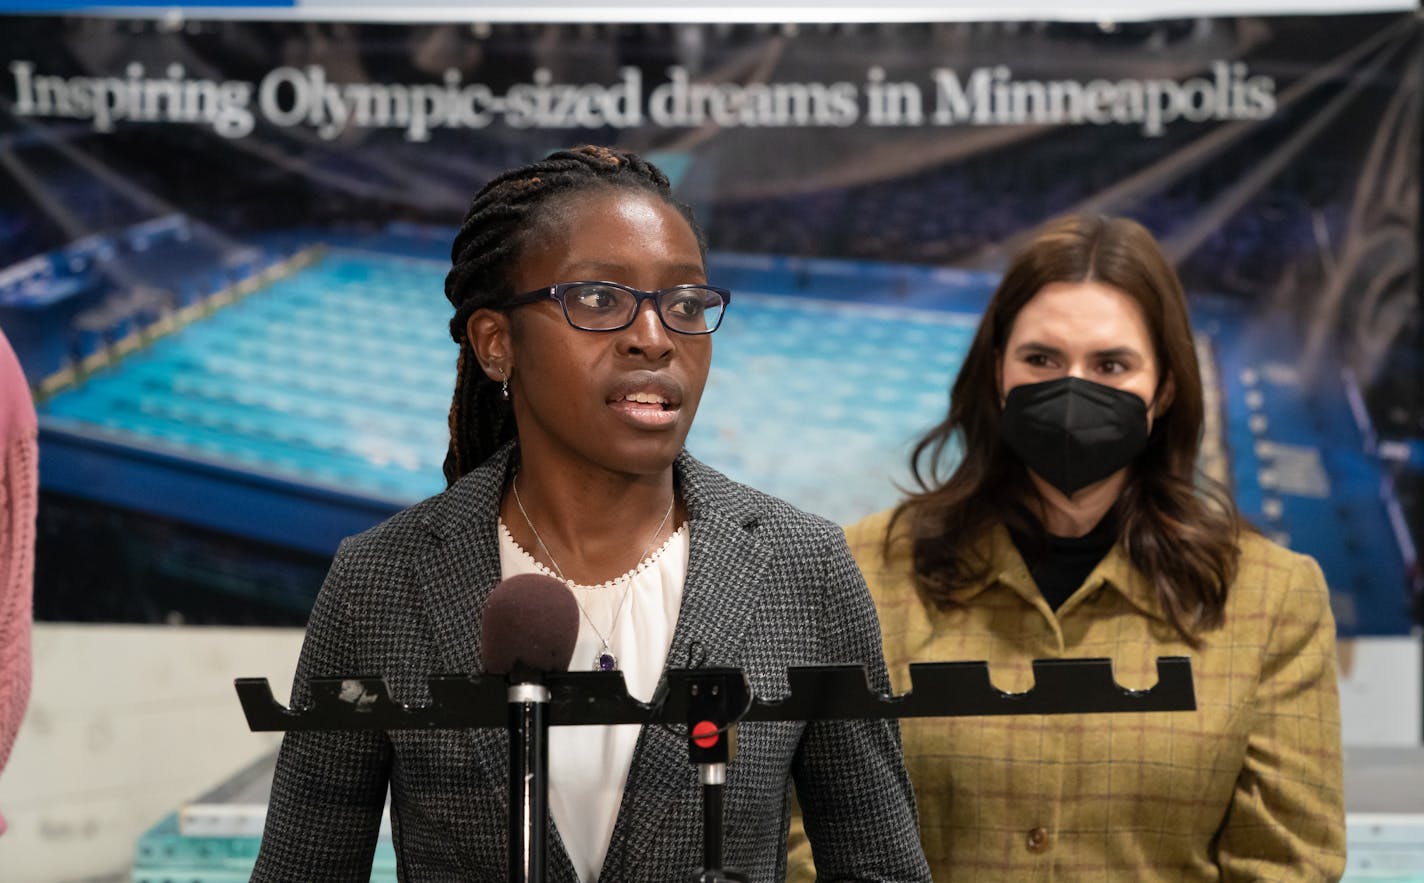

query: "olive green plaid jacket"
xmin=792 ymin=508 xmax=1344 ymax=882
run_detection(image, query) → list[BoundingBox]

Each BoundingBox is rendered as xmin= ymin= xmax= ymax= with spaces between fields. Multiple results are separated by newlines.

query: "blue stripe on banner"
xmin=0 ymin=0 xmax=296 ymax=9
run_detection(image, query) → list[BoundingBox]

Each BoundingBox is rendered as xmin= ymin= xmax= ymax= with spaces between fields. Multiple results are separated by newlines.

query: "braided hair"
xmin=442 ymin=145 xmax=705 ymax=486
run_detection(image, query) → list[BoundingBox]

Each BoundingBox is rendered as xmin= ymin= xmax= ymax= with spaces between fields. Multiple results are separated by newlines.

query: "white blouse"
xmin=497 ymin=519 xmax=689 ymax=883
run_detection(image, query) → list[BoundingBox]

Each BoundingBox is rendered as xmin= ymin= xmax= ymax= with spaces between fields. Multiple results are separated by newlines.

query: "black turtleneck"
xmin=1007 ymin=508 xmax=1118 ymax=612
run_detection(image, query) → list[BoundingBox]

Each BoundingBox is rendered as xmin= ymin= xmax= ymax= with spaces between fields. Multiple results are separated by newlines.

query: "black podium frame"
xmin=237 ymin=657 xmax=1194 ymax=881
xmin=237 ymin=656 xmax=1195 ymax=731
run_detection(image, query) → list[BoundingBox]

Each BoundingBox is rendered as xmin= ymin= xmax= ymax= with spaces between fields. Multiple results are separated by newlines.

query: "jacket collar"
xmin=411 ymin=442 xmax=514 ymax=675
xmin=1089 ymin=539 xmax=1168 ymax=622
xmin=951 ymin=521 xmax=1169 ymax=623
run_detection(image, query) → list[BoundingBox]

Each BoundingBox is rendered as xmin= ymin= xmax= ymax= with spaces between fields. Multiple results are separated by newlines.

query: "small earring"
xmin=499 ymin=370 xmax=510 ymax=401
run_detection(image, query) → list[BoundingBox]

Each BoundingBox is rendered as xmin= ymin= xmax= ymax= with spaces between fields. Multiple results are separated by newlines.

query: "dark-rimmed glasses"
xmin=504 ymin=281 xmax=731 ymax=335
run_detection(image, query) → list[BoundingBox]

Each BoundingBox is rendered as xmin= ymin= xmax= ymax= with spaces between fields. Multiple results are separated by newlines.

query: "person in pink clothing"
xmin=0 ymin=327 xmax=36 ymax=836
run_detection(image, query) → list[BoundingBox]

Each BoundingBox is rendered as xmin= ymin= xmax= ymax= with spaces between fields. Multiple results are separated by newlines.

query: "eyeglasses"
xmin=504 ymin=281 xmax=731 ymax=335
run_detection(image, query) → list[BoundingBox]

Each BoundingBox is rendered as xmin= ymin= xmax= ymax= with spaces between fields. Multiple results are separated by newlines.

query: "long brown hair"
xmin=892 ymin=214 xmax=1241 ymax=642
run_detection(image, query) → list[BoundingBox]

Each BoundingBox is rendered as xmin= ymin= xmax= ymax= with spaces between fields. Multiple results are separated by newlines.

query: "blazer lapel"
xmin=599 ymin=453 xmax=773 ymax=878
xmin=413 ymin=443 xmax=581 ymax=883
xmin=415 ymin=447 xmax=508 ymax=675
xmin=665 ymin=453 xmax=773 ymax=672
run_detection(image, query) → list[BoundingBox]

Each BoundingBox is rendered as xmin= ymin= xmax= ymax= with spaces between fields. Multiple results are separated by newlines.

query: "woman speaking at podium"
xmin=252 ymin=146 xmax=930 ymax=882
xmin=793 ymin=214 xmax=1345 ymax=881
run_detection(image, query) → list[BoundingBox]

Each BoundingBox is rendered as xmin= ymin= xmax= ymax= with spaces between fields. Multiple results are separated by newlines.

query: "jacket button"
xmin=1026 ymin=826 xmax=1051 ymax=853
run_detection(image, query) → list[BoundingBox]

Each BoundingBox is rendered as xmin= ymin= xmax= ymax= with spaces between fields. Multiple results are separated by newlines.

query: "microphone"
xmin=481 ymin=574 xmax=579 ymax=883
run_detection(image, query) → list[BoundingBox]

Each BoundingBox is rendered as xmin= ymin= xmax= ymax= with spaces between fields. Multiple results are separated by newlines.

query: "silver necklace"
xmin=511 ymin=476 xmax=675 ymax=672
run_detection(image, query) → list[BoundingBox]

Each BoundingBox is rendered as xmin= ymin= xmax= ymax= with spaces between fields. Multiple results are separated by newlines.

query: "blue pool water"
xmin=39 ymin=249 xmax=976 ymax=526
xmin=690 ymin=294 xmax=975 ymax=523
xmin=35 ymin=245 xmax=1415 ymax=635
xmin=41 ymin=253 xmax=452 ymax=502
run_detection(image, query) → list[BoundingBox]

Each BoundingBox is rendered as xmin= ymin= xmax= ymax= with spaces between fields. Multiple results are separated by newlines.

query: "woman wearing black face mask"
xmin=788 ymin=214 xmax=1345 ymax=882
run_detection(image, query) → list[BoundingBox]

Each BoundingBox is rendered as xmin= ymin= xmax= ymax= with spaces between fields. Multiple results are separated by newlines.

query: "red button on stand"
xmin=692 ymin=720 xmax=720 ymax=749
xmin=1026 ymin=826 xmax=1051 ymax=854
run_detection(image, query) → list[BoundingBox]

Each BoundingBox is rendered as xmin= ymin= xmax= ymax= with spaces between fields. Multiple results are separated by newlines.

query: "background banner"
xmin=0 ymin=13 xmax=1418 ymax=635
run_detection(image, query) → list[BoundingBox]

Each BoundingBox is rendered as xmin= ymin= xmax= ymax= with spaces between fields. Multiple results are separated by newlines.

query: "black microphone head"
xmin=481 ymin=573 xmax=579 ymax=677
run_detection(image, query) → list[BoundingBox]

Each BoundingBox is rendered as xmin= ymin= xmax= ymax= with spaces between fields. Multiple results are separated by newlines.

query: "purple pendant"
xmin=598 ymin=653 xmax=616 ymax=672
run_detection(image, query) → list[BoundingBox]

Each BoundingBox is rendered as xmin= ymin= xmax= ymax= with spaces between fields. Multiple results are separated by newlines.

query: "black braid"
xmin=441 ymin=145 xmax=705 ymax=486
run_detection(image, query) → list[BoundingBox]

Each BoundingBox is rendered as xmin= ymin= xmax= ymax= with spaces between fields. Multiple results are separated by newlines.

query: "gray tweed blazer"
xmin=252 ymin=444 xmax=930 ymax=882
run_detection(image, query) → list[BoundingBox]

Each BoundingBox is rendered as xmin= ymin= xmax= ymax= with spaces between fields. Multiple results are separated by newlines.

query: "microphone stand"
xmin=683 ymin=669 xmax=749 ymax=883
xmin=508 ymin=671 xmax=550 ymax=883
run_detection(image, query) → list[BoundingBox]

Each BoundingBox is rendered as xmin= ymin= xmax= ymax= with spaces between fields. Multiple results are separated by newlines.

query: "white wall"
xmin=0 ymin=624 xmax=301 ymax=882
